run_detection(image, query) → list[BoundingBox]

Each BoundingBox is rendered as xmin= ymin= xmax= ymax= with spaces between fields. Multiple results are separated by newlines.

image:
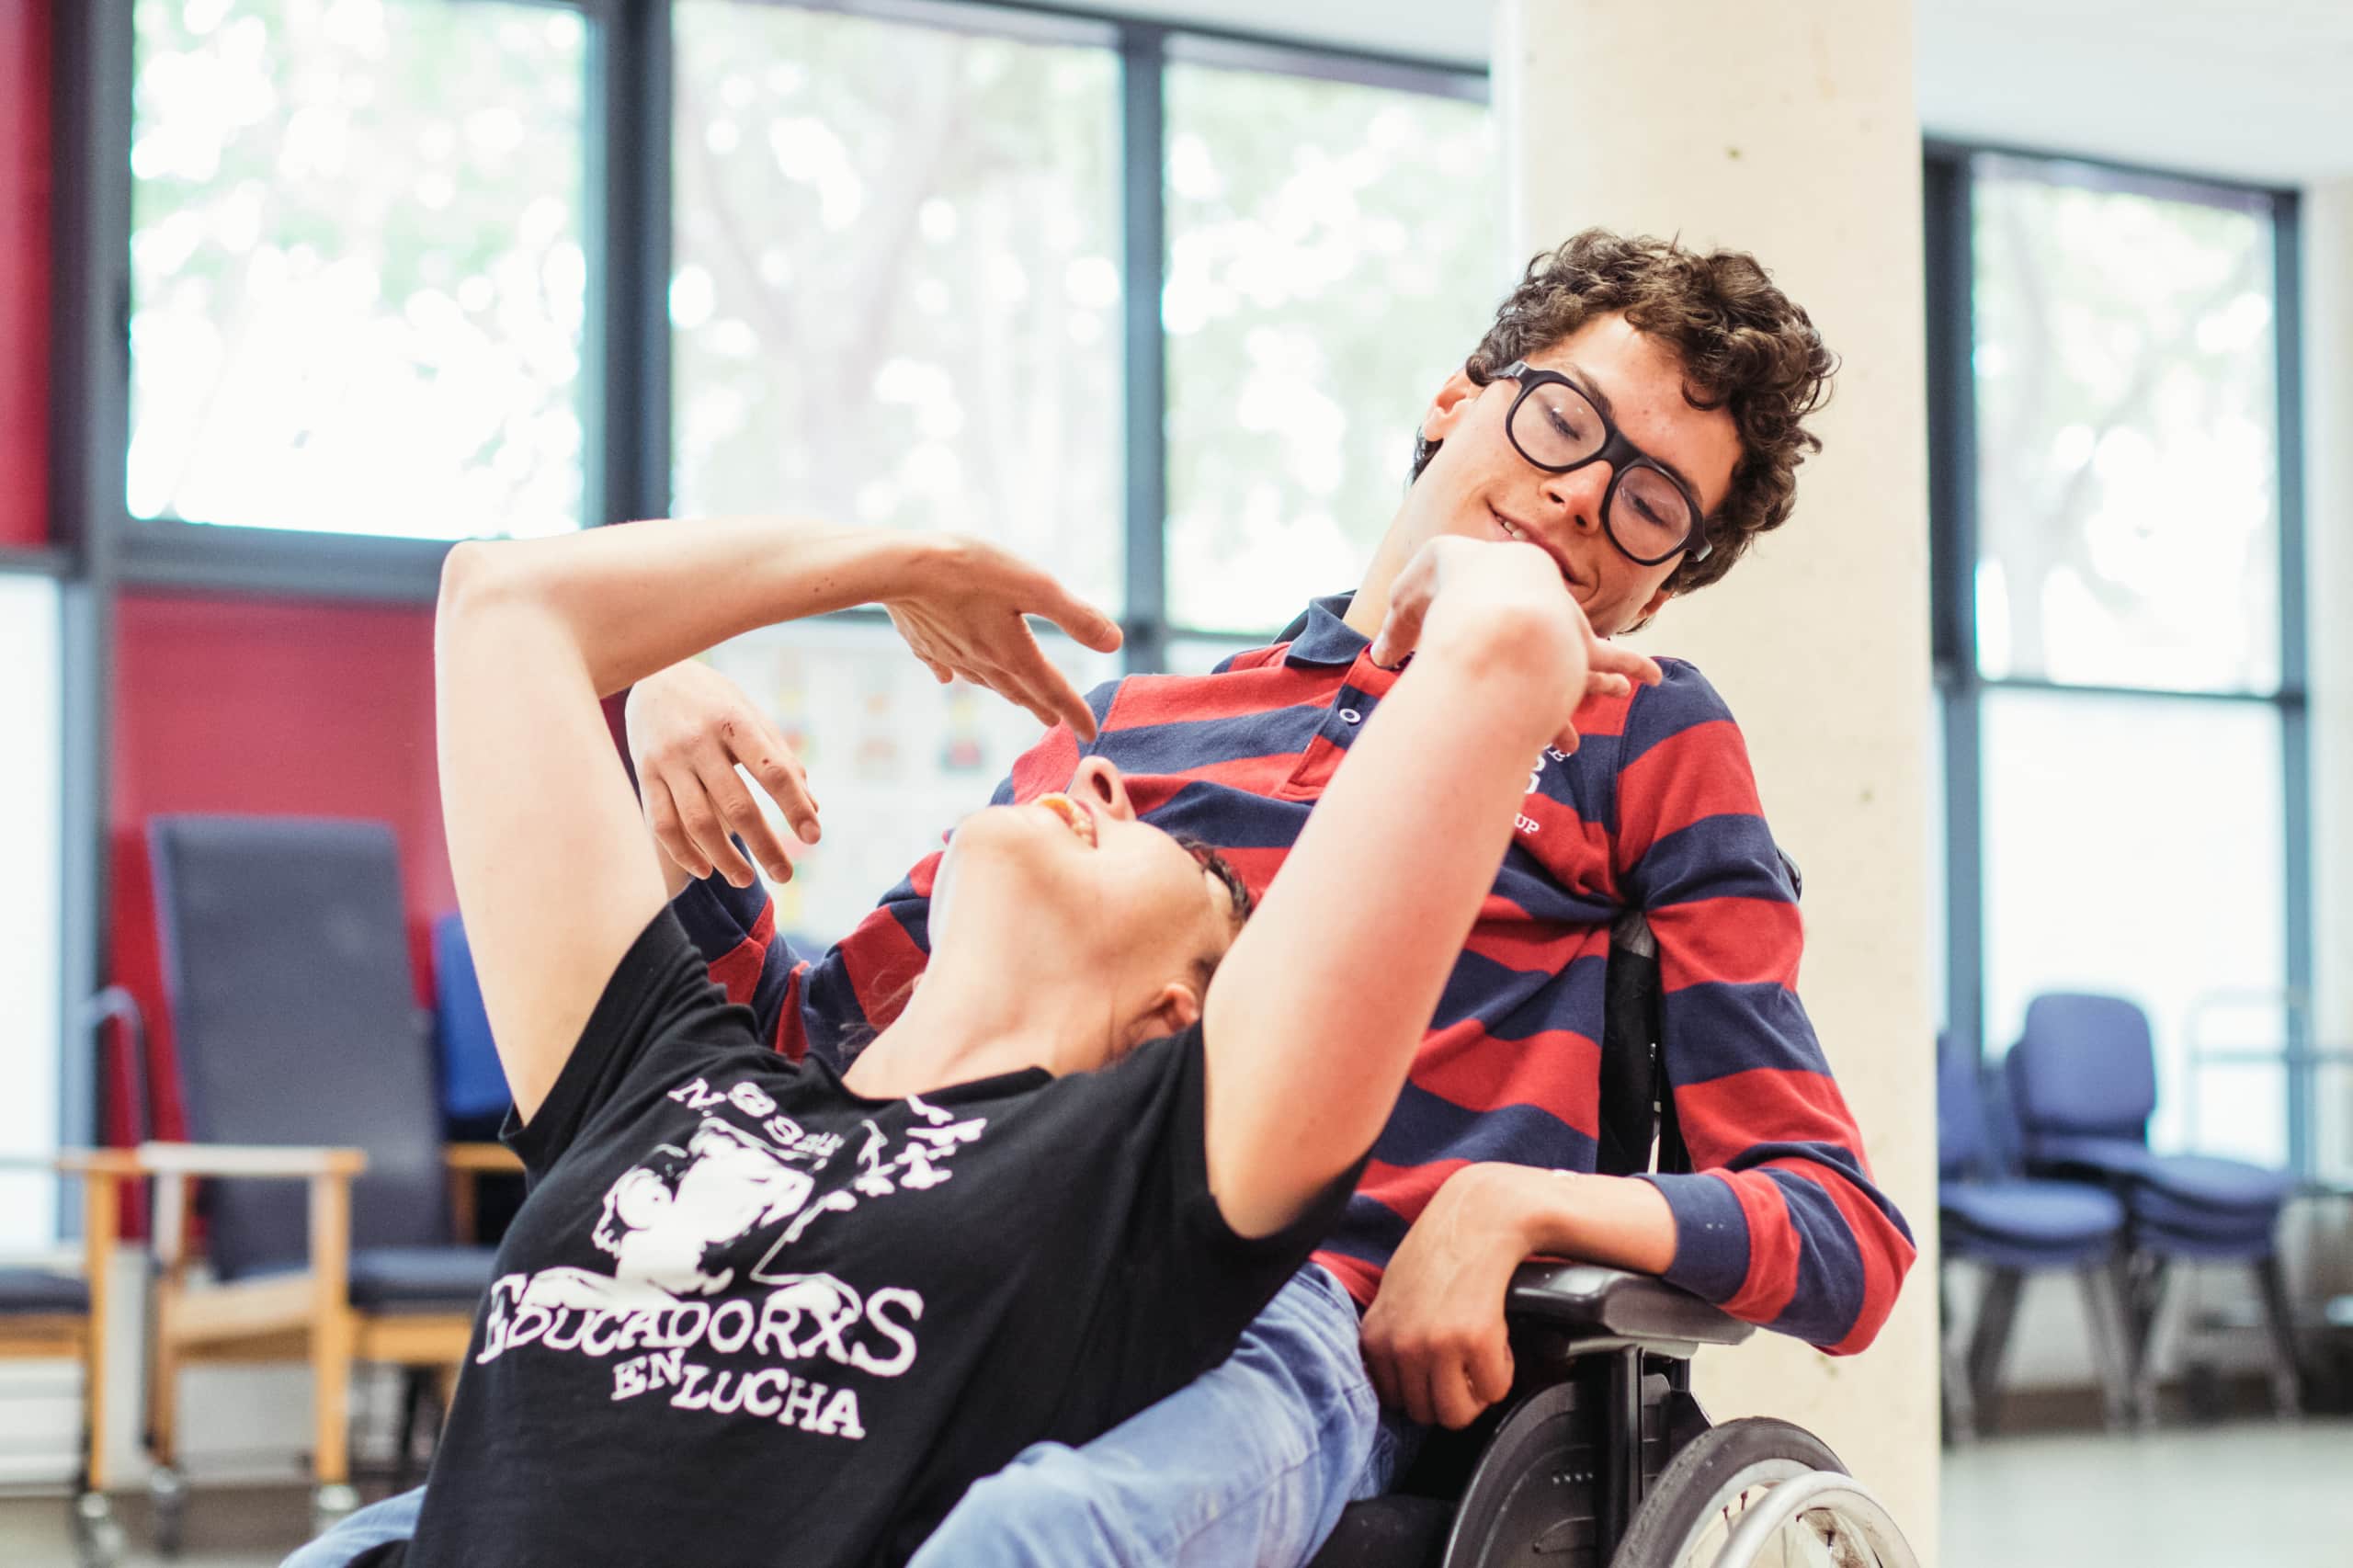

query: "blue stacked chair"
xmin=430 ymin=912 xmax=509 ymax=1144
xmin=1936 ymin=1031 xmax=2131 ymax=1438
xmin=2006 ymin=992 xmax=2302 ymax=1423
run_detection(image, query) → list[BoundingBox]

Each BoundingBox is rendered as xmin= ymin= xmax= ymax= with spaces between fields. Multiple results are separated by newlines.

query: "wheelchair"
xmin=1307 ymin=906 xmax=1922 ymax=1568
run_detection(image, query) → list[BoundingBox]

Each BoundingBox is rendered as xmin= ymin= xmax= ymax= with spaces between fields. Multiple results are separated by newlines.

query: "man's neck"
xmin=1343 ymin=524 xmax=1414 ymax=641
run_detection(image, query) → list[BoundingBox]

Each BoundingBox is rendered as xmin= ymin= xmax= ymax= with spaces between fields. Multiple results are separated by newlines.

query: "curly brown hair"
xmin=1413 ymin=229 xmax=1836 ymax=597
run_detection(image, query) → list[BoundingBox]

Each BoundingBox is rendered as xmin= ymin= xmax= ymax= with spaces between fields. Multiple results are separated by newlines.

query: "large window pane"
xmin=1972 ymin=159 xmax=2280 ymax=692
xmin=1165 ymin=635 xmax=1259 ymax=676
xmin=672 ymin=3 xmax=1122 ymax=612
xmin=699 ymin=621 xmax=1118 ymax=947
xmin=129 ymin=0 xmax=590 ymax=539
xmin=0 ymin=577 xmax=62 ymax=1247
xmin=1981 ymin=690 xmax=2286 ymax=1163
xmin=1164 ymin=63 xmax=1497 ymax=635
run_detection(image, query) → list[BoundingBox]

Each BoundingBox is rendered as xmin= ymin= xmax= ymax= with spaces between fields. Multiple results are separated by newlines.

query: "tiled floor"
xmin=6 ymin=1420 xmax=2351 ymax=1566
xmin=1941 ymin=1417 xmax=2353 ymax=1568
xmin=0 ymin=1484 xmax=309 ymax=1568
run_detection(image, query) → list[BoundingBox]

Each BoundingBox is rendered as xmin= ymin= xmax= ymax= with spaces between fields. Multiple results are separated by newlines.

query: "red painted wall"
xmin=1 ymin=0 xmax=51 ymax=546
xmin=105 ymin=593 xmax=454 ymax=1144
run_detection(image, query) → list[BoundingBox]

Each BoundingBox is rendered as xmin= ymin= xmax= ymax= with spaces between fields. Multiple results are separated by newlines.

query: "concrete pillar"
xmin=1495 ymin=0 xmax=1938 ymax=1548
xmin=2304 ymin=180 xmax=2353 ymax=1299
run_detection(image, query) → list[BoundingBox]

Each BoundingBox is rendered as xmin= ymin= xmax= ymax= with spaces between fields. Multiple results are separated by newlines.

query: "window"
xmin=1972 ymin=158 xmax=2280 ymax=693
xmin=1933 ymin=150 xmax=2304 ymax=1171
xmin=671 ymin=1 xmax=1124 ymax=611
xmin=1163 ymin=57 xmax=1497 ymax=635
xmin=1978 ymin=690 xmax=2286 ymax=1157
xmin=0 ymin=576 xmax=63 ymax=1248
xmin=699 ymin=619 xmax=1119 ymax=946
xmin=128 ymin=0 xmax=591 ymax=540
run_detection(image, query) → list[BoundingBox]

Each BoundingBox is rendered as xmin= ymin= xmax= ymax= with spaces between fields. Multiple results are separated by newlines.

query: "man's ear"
xmin=1420 ymin=365 xmax=1482 ymax=444
xmin=1128 ymin=981 xmax=1203 ymax=1050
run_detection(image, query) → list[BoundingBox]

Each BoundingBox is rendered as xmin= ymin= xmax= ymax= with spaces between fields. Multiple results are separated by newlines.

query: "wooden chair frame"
xmin=0 ymin=1149 xmax=144 ymax=1562
xmin=137 ymin=1139 xmax=520 ymax=1515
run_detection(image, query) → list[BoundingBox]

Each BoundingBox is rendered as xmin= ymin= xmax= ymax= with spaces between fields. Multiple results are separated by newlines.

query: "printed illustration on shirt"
xmin=473 ymin=1072 xmax=993 ymax=1443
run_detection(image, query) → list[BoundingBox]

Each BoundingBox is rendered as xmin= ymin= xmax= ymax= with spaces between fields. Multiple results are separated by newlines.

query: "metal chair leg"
xmin=72 ymin=1491 xmax=125 ymax=1568
xmin=1965 ymin=1267 xmax=2026 ymax=1435
xmin=1939 ymin=1267 xmax=1977 ymax=1444
xmin=2252 ymin=1255 xmax=2303 ymax=1419
xmin=2076 ymin=1261 xmax=2133 ymax=1430
xmin=392 ymin=1368 xmax=433 ymax=1493
xmin=2119 ymin=1254 xmax=2172 ymax=1427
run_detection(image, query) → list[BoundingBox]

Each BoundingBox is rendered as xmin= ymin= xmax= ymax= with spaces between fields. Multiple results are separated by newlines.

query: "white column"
xmin=1496 ymin=0 xmax=1938 ymax=1547
xmin=2304 ymin=180 xmax=2353 ymax=1299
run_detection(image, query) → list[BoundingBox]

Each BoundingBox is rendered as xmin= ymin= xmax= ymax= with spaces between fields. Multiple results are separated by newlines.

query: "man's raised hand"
xmin=626 ymin=659 xmax=816 ymax=888
xmin=885 ymin=534 xmax=1124 ymax=742
xmin=1368 ymin=536 xmax=1662 ymax=752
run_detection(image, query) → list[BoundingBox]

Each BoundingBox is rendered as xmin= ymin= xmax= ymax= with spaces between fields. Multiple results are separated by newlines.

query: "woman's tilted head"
xmin=929 ymin=756 xmax=1252 ymax=1069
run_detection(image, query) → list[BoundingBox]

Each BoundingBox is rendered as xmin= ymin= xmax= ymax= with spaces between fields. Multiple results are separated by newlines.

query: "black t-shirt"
xmin=387 ymin=909 xmax=1347 ymax=1568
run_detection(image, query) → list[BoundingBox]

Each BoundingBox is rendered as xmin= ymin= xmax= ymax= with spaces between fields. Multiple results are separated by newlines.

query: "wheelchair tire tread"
xmin=1607 ymin=1416 xmax=1845 ymax=1568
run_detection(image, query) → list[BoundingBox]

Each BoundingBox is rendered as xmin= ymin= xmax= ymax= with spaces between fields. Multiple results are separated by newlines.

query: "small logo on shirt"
xmin=1518 ymin=746 xmax=1570 ymax=835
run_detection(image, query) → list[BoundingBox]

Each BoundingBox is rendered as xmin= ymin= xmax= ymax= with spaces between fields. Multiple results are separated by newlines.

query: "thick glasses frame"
xmin=1497 ymin=360 xmax=1712 ymax=566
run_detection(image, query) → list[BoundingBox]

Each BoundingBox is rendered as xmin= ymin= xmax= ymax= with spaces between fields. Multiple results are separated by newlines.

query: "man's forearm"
xmin=1483 ymin=1164 xmax=1679 ymax=1276
xmin=1360 ymin=1160 xmax=1684 ymax=1427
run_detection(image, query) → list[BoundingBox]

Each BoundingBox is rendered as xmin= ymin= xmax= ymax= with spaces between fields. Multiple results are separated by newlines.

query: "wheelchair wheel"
xmin=1608 ymin=1417 xmax=1918 ymax=1568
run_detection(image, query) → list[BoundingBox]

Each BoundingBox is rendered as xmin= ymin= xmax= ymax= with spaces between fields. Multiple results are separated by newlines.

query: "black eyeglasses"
xmin=1495 ymin=360 xmax=1711 ymax=566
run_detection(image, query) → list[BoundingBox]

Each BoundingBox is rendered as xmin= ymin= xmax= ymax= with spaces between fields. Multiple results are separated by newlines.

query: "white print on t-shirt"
xmin=475 ymin=1074 xmax=988 ymax=1443
xmin=669 ymin=1076 xmax=848 ymax=1165
xmin=512 ymin=1117 xmax=813 ymax=1307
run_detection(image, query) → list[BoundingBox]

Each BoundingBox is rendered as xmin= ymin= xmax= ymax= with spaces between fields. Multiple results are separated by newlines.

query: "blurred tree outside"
xmin=1164 ymin=62 xmax=1502 ymax=635
xmin=671 ymin=1 xmax=1125 ymax=612
xmin=131 ymin=0 xmax=589 ymax=539
xmin=1972 ymin=163 xmax=2280 ymax=693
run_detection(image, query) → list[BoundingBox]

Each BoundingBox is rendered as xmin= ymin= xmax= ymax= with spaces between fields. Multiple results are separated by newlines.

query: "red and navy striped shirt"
xmin=672 ymin=594 xmax=1915 ymax=1353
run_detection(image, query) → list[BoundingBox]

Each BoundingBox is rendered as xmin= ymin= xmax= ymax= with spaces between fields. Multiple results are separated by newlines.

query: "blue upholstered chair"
xmin=141 ymin=816 xmax=516 ymax=1545
xmin=1935 ymin=1032 xmax=2130 ymax=1439
xmin=2006 ymin=992 xmax=2302 ymax=1423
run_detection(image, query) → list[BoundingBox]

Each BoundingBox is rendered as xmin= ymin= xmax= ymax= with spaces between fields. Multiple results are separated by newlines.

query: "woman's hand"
xmin=1367 ymin=537 xmax=1662 ymax=752
xmin=885 ymin=535 xmax=1125 ymax=741
xmin=625 ymin=660 xmax=816 ymax=887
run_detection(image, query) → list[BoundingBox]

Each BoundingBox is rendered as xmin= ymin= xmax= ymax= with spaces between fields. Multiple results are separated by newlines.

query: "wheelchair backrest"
xmin=1597 ymin=851 xmax=1802 ymax=1181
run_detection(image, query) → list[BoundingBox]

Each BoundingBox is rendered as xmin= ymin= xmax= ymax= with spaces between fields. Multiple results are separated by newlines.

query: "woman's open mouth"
xmin=1035 ymin=793 xmax=1097 ymax=848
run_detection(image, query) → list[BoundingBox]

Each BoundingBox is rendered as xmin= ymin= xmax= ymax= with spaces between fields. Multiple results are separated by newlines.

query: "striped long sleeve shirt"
xmin=671 ymin=593 xmax=1915 ymax=1352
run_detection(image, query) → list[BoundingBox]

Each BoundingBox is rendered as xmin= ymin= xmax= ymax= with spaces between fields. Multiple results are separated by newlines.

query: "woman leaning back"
xmin=375 ymin=515 xmax=1655 ymax=1568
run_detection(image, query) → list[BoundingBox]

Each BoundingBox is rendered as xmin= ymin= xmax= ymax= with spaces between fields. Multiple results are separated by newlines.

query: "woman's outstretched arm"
xmin=1198 ymin=537 xmax=1661 ymax=1239
xmin=435 ymin=519 xmax=1118 ymax=1121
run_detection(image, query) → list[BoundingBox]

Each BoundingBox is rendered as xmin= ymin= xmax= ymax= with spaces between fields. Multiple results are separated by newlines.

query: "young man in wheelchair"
xmin=294 ymin=229 xmax=1914 ymax=1568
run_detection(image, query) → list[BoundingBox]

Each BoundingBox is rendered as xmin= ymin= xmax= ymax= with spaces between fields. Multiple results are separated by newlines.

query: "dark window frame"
xmin=1925 ymin=138 xmax=2314 ymax=1175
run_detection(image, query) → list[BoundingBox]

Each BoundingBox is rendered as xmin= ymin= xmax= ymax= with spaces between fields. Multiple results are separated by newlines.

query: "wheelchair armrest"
xmin=1506 ymin=1262 xmax=1754 ymax=1356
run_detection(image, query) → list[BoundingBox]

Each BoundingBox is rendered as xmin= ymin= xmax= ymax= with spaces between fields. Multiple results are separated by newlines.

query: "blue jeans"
xmin=286 ymin=1263 xmax=1406 ymax=1568
xmin=282 ymin=1487 xmax=422 ymax=1568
